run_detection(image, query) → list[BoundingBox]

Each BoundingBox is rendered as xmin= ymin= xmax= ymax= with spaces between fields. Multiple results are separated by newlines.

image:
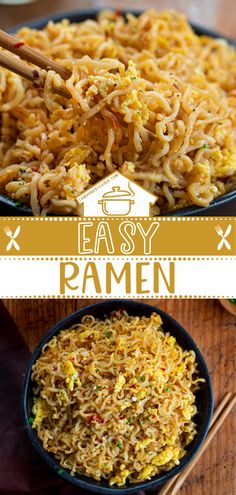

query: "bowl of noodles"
xmin=0 ymin=8 xmax=236 ymax=216
xmin=22 ymin=300 xmax=213 ymax=493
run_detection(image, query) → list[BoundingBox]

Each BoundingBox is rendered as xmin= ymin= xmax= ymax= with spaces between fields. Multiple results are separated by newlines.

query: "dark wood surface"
xmin=3 ymin=298 xmax=236 ymax=495
xmin=0 ymin=0 xmax=236 ymax=39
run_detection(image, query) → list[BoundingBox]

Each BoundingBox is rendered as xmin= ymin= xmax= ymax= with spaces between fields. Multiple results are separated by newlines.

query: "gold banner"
xmin=0 ymin=217 xmax=235 ymax=256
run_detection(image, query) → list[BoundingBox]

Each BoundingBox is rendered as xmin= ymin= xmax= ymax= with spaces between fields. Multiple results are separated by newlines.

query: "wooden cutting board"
xmin=3 ymin=298 xmax=236 ymax=495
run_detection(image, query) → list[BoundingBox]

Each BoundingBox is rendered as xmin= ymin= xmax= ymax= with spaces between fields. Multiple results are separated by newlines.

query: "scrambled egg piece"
xmin=138 ymin=465 xmax=155 ymax=481
xmin=152 ymin=447 xmax=181 ymax=466
xmin=60 ymin=145 xmax=92 ymax=169
xmin=213 ymin=149 xmax=236 ymax=177
xmin=114 ymin=374 xmax=126 ymax=393
xmin=109 ymin=466 xmax=130 ymax=486
xmin=189 ymin=160 xmax=211 ymax=185
xmin=56 ymin=389 xmax=70 ymax=406
xmin=63 ymin=164 xmax=90 ymax=199
xmin=61 ymin=360 xmax=81 ymax=391
xmin=155 ymin=369 xmax=166 ymax=384
xmin=121 ymin=89 xmax=149 ymax=126
xmin=136 ymin=389 xmax=147 ymax=400
xmin=32 ymin=397 xmax=47 ymax=426
xmin=166 ymin=336 xmax=176 ymax=348
xmin=87 ymin=73 xmax=120 ymax=98
xmin=166 ymin=434 xmax=177 ymax=446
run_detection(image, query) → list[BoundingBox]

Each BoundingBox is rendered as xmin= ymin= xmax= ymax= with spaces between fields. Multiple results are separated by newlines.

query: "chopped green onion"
xmin=229 ymin=299 xmax=236 ymax=304
xmin=58 ymin=469 xmax=65 ymax=475
xmin=201 ymin=143 xmax=207 ymax=149
xmin=105 ymin=331 xmax=112 ymax=337
xmin=116 ymin=441 xmax=122 ymax=449
xmin=166 ymin=387 xmax=171 ymax=392
xmin=138 ymin=375 xmax=145 ymax=382
xmin=28 ymin=416 xmax=34 ymax=425
xmin=127 ymin=417 xmax=132 ymax=424
xmin=15 ymin=200 xmax=24 ymax=207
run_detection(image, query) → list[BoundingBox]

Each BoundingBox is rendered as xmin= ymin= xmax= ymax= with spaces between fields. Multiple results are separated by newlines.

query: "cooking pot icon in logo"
xmin=98 ymin=182 xmax=135 ymax=216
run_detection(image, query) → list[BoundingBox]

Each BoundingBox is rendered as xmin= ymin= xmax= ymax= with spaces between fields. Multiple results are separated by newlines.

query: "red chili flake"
xmin=32 ymin=165 xmax=39 ymax=172
xmin=120 ymin=415 xmax=125 ymax=420
xmin=33 ymin=69 xmax=40 ymax=79
xmin=161 ymin=368 xmax=166 ymax=371
xmin=13 ymin=41 xmax=25 ymax=48
xmin=97 ymin=437 xmax=103 ymax=444
xmin=119 ymin=364 xmax=125 ymax=371
xmin=115 ymin=10 xmax=122 ymax=17
xmin=88 ymin=414 xmax=104 ymax=425
xmin=70 ymin=357 xmax=75 ymax=361
xmin=130 ymin=384 xmax=136 ymax=389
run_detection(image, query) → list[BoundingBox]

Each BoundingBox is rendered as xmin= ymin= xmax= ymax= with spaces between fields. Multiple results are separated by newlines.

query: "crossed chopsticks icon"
xmin=3 ymin=225 xmax=21 ymax=252
xmin=215 ymin=224 xmax=232 ymax=250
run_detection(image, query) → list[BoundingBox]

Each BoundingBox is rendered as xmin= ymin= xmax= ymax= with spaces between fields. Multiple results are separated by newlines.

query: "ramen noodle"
xmin=0 ymin=10 xmax=236 ymax=215
xmin=31 ymin=311 xmax=203 ymax=485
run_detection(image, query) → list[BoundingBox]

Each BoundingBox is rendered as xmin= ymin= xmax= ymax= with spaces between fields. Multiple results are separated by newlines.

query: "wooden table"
xmin=0 ymin=0 xmax=236 ymax=38
xmin=3 ymin=298 xmax=236 ymax=495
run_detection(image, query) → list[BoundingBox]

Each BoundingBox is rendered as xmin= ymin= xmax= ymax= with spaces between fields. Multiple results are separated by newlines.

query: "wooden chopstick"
xmin=0 ymin=51 xmax=46 ymax=87
xmin=158 ymin=392 xmax=234 ymax=495
xmin=0 ymin=51 xmax=70 ymax=98
xmin=0 ymin=29 xmax=71 ymax=80
xmin=158 ymin=392 xmax=232 ymax=495
xmin=0 ymin=29 xmax=71 ymax=98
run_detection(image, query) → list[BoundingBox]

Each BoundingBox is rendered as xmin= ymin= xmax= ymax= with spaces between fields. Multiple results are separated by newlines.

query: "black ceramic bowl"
xmin=0 ymin=8 xmax=236 ymax=217
xmin=22 ymin=300 xmax=214 ymax=494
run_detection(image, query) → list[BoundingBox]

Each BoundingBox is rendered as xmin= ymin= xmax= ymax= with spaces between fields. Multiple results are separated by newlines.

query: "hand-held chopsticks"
xmin=0 ymin=29 xmax=71 ymax=98
xmin=158 ymin=392 xmax=236 ymax=495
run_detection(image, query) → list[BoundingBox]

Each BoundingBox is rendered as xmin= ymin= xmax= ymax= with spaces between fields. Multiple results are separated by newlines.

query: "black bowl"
xmin=0 ymin=8 xmax=236 ymax=217
xmin=22 ymin=300 xmax=214 ymax=494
